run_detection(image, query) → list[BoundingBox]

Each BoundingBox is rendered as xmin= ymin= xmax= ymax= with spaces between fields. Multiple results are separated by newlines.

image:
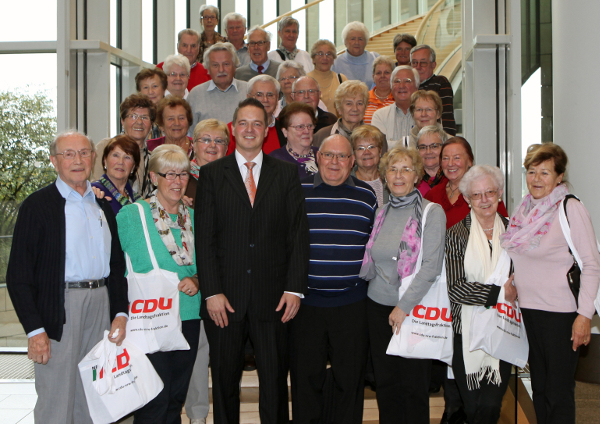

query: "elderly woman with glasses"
xmin=360 ymin=146 xmax=446 ymax=424
xmin=117 ymin=144 xmax=201 ymax=423
xmin=197 ymin=4 xmax=227 ymax=63
xmin=408 ymin=90 xmax=450 ymax=147
xmin=332 ymin=21 xmax=380 ymax=89
xmin=163 ymin=54 xmax=191 ymax=100
xmin=415 ymin=125 xmax=449 ymax=196
xmin=275 ymin=61 xmax=329 ymax=117
xmin=307 ymin=39 xmax=348 ymax=114
xmin=350 ymin=125 xmax=389 ymax=206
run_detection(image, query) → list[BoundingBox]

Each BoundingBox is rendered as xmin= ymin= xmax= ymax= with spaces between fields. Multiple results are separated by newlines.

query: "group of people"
xmin=5 ymin=6 xmax=600 ymax=424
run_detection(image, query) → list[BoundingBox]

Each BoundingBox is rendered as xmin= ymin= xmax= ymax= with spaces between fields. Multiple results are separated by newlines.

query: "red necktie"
xmin=244 ymin=162 xmax=257 ymax=206
xmin=257 ymin=65 xmax=264 ymax=74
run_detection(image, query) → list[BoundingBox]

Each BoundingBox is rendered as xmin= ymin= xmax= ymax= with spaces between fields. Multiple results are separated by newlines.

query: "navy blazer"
xmin=6 ymin=182 xmax=128 ymax=341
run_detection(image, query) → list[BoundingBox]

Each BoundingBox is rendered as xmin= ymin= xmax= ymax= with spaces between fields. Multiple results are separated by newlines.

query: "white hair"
xmin=459 ymin=165 xmax=505 ymax=196
xmin=342 ymin=21 xmax=369 ymax=45
xmin=248 ymin=74 xmax=281 ymax=96
xmin=275 ymin=60 xmax=306 ymax=80
xmin=247 ymin=25 xmax=271 ymax=43
xmin=198 ymin=4 xmax=220 ymax=30
xmin=50 ymin=130 xmax=94 ymax=156
xmin=203 ymin=42 xmax=240 ymax=68
xmin=278 ymin=16 xmax=299 ymax=32
xmin=410 ymin=44 xmax=436 ymax=63
xmin=164 ymin=54 xmax=191 ymax=75
xmin=416 ymin=125 xmax=448 ymax=145
xmin=223 ymin=12 xmax=246 ymax=29
xmin=390 ymin=65 xmax=419 ymax=88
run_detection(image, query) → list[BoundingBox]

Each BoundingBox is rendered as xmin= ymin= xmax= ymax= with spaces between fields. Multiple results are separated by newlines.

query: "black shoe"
xmin=447 ymin=408 xmax=468 ymax=424
xmin=243 ymin=353 xmax=256 ymax=371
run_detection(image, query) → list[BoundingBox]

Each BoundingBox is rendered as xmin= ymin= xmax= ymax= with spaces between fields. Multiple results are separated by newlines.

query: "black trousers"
xmin=290 ymin=299 xmax=368 ymax=424
xmin=204 ymin=306 xmax=289 ymax=424
xmin=521 ymin=308 xmax=580 ymax=424
xmin=134 ymin=319 xmax=201 ymax=424
xmin=367 ymin=298 xmax=431 ymax=424
xmin=451 ymin=334 xmax=512 ymax=424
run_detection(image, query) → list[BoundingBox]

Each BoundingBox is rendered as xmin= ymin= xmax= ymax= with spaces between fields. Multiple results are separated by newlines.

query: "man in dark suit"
xmin=6 ymin=131 xmax=128 ymax=424
xmin=196 ymin=98 xmax=309 ymax=424
xmin=235 ymin=26 xmax=282 ymax=81
xmin=291 ymin=76 xmax=337 ymax=133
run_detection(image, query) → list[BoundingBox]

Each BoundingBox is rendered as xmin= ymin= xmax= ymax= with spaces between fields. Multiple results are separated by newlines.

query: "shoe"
xmin=243 ymin=353 xmax=256 ymax=371
xmin=190 ymin=419 xmax=206 ymax=424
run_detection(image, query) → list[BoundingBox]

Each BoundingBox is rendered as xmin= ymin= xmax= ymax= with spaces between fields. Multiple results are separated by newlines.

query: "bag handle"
xmin=134 ymin=202 xmax=161 ymax=271
xmin=559 ymin=195 xmax=583 ymax=268
xmin=406 ymin=202 xmax=435 ymax=277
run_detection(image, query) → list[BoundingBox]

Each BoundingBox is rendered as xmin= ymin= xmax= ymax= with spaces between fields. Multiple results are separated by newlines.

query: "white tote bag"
xmin=468 ymin=250 xmax=529 ymax=368
xmin=79 ymin=330 xmax=164 ymax=424
xmin=125 ymin=202 xmax=190 ymax=354
xmin=386 ymin=203 xmax=454 ymax=365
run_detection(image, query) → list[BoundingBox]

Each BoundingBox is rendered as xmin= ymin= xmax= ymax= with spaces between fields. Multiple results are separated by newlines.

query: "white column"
xmin=552 ymin=0 xmax=600 ymax=230
xmin=156 ymin=0 xmax=176 ymax=63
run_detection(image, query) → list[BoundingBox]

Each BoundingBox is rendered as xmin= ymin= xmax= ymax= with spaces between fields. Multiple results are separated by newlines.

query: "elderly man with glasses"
xmin=291 ymin=76 xmax=337 ymax=133
xmin=235 ymin=26 xmax=282 ymax=81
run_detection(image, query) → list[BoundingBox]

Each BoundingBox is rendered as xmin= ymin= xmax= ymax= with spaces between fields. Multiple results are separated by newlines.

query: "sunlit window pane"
xmin=0 ymin=0 xmax=57 ymax=41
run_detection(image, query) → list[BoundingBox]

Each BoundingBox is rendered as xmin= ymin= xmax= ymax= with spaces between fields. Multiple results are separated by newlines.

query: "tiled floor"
xmin=0 ymin=382 xmax=36 ymax=424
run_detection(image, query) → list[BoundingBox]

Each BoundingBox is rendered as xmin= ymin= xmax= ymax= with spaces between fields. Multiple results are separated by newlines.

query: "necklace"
xmin=374 ymin=88 xmax=391 ymax=101
xmin=483 ymin=228 xmax=494 ymax=232
xmin=447 ymin=183 xmax=459 ymax=199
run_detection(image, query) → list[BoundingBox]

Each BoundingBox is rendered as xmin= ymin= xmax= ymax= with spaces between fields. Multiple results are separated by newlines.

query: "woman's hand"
xmin=181 ymin=195 xmax=193 ymax=207
xmin=178 ymin=276 xmax=199 ymax=297
xmin=389 ymin=306 xmax=408 ymax=335
xmin=572 ymin=314 xmax=592 ymax=351
xmin=504 ymin=274 xmax=517 ymax=307
xmin=92 ymin=186 xmax=113 ymax=201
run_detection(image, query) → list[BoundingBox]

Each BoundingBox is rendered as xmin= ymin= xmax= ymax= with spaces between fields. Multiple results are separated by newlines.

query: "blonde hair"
xmin=379 ymin=147 xmax=424 ymax=185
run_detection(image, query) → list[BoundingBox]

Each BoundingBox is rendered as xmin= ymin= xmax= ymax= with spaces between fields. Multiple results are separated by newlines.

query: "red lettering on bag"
xmin=409 ymin=306 xmax=452 ymax=321
xmin=497 ymin=303 xmax=506 ymax=314
xmin=496 ymin=303 xmax=521 ymax=322
xmin=506 ymin=306 xmax=514 ymax=318
xmin=412 ymin=305 xmax=426 ymax=318
xmin=158 ymin=298 xmax=172 ymax=310
xmin=112 ymin=349 xmax=131 ymax=372
xmin=130 ymin=300 xmax=144 ymax=314
xmin=441 ymin=308 xmax=452 ymax=322
xmin=143 ymin=299 xmax=158 ymax=313
xmin=425 ymin=307 xmax=440 ymax=320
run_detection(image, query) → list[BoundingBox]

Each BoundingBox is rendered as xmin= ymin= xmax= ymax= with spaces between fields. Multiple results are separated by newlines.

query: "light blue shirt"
xmin=250 ymin=59 xmax=271 ymax=73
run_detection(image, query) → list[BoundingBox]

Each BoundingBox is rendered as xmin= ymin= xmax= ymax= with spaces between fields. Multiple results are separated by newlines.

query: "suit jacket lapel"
xmin=223 ymin=155 xmax=253 ymax=208
xmin=253 ymin=155 xmax=276 ymax=208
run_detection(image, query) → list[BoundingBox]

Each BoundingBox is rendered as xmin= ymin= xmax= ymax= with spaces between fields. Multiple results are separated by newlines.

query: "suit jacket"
xmin=195 ymin=154 xmax=309 ymax=322
xmin=6 ymin=183 xmax=128 ymax=341
xmin=314 ymin=107 xmax=338 ymax=133
xmin=235 ymin=60 xmax=282 ymax=81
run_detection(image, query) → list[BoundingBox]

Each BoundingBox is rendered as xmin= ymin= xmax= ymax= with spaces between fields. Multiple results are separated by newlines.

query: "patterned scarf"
xmin=190 ymin=158 xmax=201 ymax=180
xmin=149 ymin=191 xmax=195 ymax=266
xmin=287 ymin=146 xmax=318 ymax=175
xmin=422 ymin=168 xmax=445 ymax=188
xmin=278 ymin=45 xmax=298 ymax=60
xmin=359 ymin=189 xmax=423 ymax=285
xmin=100 ymin=174 xmax=141 ymax=207
xmin=500 ymin=184 xmax=568 ymax=253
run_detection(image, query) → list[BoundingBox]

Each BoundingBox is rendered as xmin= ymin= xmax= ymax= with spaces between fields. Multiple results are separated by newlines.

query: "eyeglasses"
xmin=417 ymin=143 xmax=442 ymax=151
xmin=248 ymin=41 xmax=268 ymax=48
xmin=168 ymin=72 xmax=189 ymax=78
xmin=319 ymin=152 xmax=352 ymax=161
xmin=355 ymin=145 xmax=379 ymax=152
xmin=201 ymin=15 xmax=217 ymax=21
xmin=253 ymin=92 xmax=277 ymax=100
xmin=414 ymin=108 xmax=437 ymax=115
xmin=196 ymin=137 xmax=228 ymax=145
xmin=411 ymin=60 xmax=431 ymax=67
xmin=126 ymin=113 xmax=151 ymax=122
xmin=387 ymin=166 xmax=415 ymax=175
xmin=292 ymin=89 xmax=319 ymax=97
xmin=157 ymin=171 xmax=190 ymax=180
xmin=315 ymin=51 xmax=334 ymax=58
xmin=288 ymin=124 xmax=315 ymax=131
xmin=469 ymin=189 xmax=499 ymax=200
xmin=279 ymin=75 xmax=299 ymax=82
xmin=55 ymin=149 xmax=93 ymax=160
xmin=393 ymin=78 xmax=413 ymax=85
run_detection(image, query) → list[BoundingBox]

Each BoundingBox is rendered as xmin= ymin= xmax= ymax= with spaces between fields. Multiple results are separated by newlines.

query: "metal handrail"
xmin=260 ymin=0 xmax=325 ymax=30
xmin=415 ymin=0 xmax=446 ymax=41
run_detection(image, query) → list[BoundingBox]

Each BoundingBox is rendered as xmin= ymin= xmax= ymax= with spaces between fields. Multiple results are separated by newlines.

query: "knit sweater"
xmin=301 ymin=174 xmax=377 ymax=307
xmin=364 ymin=87 xmax=394 ymax=125
xmin=332 ymin=50 xmax=380 ymax=89
xmin=117 ymin=200 xmax=200 ymax=321
xmin=366 ymin=199 xmax=446 ymax=314
xmin=307 ymin=69 xmax=347 ymax=114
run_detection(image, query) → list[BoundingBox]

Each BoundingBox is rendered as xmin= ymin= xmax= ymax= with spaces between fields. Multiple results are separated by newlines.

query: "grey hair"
xmin=203 ymin=42 xmax=240 ymax=68
xmin=148 ymin=144 xmax=191 ymax=175
xmin=199 ymin=4 xmax=220 ymax=29
xmin=411 ymin=44 xmax=436 ymax=63
xmin=50 ymin=130 xmax=95 ymax=156
xmin=292 ymin=76 xmax=319 ymax=92
xmin=342 ymin=21 xmax=369 ymax=45
xmin=393 ymin=33 xmax=417 ymax=51
xmin=390 ymin=65 xmax=420 ymax=88
xmin=416 ymin=125 xmax=448 ymax=145
xmin=248 ymin=74 xmax=281 ymax=96
xmin=372 ymin=55 xmax=395 ymax=76
xmin=275 ymin=60 xmax=306 ymax=80
xmin=310 ymin=39 xmax=337 ymax=60
xmin=223 ymin=12 xmax=246 ymax=29
xmin=278 ymin=16 xmax=299 ymax=32
xmin=459 ymin=165 xmax=505 ymax=196
xmin=247 ymin=25 xmax=271 ymax=43
xmin=163 ymin=54 xmax=191 ymax=75
xmin=177 ymin=28 xmax=200 ymax=44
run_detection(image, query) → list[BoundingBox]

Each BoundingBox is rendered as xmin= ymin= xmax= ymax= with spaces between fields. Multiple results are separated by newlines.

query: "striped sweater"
xmin=444 ymin=213 xmax=508 ymax=333
xmin=301 ymin=174 xmax=377 ymax=307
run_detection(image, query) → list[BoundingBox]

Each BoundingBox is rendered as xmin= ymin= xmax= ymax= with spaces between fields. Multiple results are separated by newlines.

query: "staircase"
xmin=365 ymin=15 xmax=426 ymax=59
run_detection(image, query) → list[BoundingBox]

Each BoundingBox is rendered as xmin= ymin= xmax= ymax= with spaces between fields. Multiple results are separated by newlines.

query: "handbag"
xmin=468 ymin=250 xmax=529 ymax=368
xmin=560 ymin=195 xmax=582 ymax=305
xmin=386 ymin=203 xmax=454 ymax=365
xmin=125 ymin=202 xmax=190 ymax=354
xmin=79 ymin=330 xmax=164 ymax=424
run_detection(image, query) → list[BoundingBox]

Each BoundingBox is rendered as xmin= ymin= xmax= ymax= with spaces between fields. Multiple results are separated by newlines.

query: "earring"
xmin=467 ymin=203 xmax=471 ymax=208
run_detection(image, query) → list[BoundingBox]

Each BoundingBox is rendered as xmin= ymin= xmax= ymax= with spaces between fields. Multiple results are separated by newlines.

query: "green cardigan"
xmin=117 ymin=199 xmax=200 ymax=321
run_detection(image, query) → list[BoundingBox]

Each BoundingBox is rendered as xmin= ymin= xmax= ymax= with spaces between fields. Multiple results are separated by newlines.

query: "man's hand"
xmin=109 ymin=316 xmax=127 ymax=346
xmin=572 ymin=314 xmax=592 ymax=351
xmin=207 ymin=294 xmax=235 ymax=328
xmin=276 ymin=293 xmax=301 ymax=323
xmin=389 ymin=306 xmax=407 ymax=335
xmin=28 ymin=332 xmax=51 ymax=365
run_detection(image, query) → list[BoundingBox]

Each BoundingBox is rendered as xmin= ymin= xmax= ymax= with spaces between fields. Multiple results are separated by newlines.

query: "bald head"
xmin=317 ymin=135 xmax=355 ymax=186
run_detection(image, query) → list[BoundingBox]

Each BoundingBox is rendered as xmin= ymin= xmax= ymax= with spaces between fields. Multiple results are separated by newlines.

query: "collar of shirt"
xmin=313 ymin=172 xmax=355 ymax=188
xmin=207 ymin=79 xmax=239 ymax=93
xmin=250 ymin=59 xmax=271 ymax=73
xmin=235 ymin=149 xmax=264 ymax=184
xmin=394 ymin=104 xmax=410 ymax=116
xmin=237 ymin=44 xmax=248 ymax=53
xmin=56 ymin=175 xmax=95 ymax=202
xmin=420 ymin=74 xmax=435 ymax=85
xmin=191 ymin=61 xmax=197 ymax=69
xmin=164 ymin=88 xmax=189 ymax=99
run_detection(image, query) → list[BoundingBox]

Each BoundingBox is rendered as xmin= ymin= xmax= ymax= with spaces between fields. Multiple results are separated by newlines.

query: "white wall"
xmin=552 ymin=0 xmax=600 ymax=232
